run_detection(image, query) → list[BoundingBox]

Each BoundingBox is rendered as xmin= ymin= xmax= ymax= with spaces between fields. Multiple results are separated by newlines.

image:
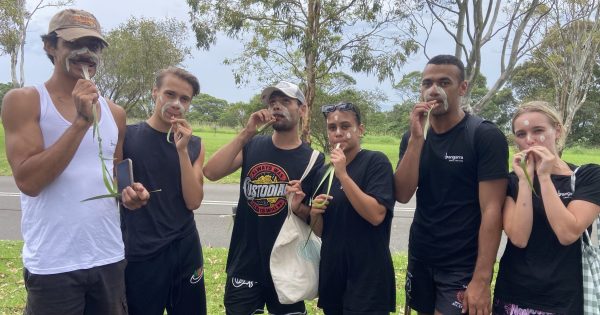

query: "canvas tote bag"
xmin=270 ymin=149 xmax=321 ymax=304
xmin=572 ymin=166 xmax=600 ymax=315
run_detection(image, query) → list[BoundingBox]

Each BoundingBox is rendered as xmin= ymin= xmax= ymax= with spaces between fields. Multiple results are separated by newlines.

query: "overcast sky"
xmin=0 ymin=0 xmax=504 ymax=110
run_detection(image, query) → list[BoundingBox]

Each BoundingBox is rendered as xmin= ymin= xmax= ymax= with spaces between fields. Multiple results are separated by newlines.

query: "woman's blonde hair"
xmin=511 ymin=101 xmax=563 ymax=137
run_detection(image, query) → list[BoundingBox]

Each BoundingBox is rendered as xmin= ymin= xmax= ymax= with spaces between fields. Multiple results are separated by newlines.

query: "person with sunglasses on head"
xmin=203 ymin=81 xmax=324 ymax=315
xmin=1 ymin=9 xmax=149 ymax=315
xmin=289 ymin=102 xmax=396 ymax=314
xmin=394 ymin=55 xmax=508 ymax=315
xmin=492 ymin=101 xmax=600 ymax=315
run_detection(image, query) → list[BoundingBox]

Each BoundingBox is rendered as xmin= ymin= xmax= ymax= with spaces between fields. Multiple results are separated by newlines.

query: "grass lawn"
xmin=0 ymin=240 xmax=414 ymax=315
xmin=2 ymin=122 xmax=600 ymax=179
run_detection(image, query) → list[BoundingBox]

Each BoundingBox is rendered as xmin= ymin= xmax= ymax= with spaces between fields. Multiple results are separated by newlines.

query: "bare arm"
xmin=203 ymin=109 xmax=272 ymax=181
xmin=521 ymin=146 xmax=600 ymax=245
xmin=1 ymin=86 xmax=94 ymax=196
xmin=462 ymin=178 xmax=507 ymax=315
xmin=309 ymin=194 xmax=331 ymax=237
xmin=338 ymin=173 xmax=387 ymax=226
xmin=179 ymin=141 xmax=205 ymax=210
xmin=394 ymin=102 xmax=431 ymax=203
xmin=394 ymin=136 xmax=424 ymax=203
xmin=539 ymin=176 xmax=600 ymax=245
xmin=503 ymin=154 xmax=535 ymax=248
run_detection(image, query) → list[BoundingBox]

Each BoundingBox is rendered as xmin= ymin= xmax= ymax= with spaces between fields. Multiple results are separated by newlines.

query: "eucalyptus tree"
xmin=187 ymin=0 xmax=418 ymax=142
xmin=411 ymin=0 xmax=552 ymax=113
xmin=0 ymin=0 xmax=72 ymax=87
xmin=94 ymin=17 xmax=190 ymax=115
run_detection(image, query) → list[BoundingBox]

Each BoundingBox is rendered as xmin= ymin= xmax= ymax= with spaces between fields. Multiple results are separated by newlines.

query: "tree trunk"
xmin=10 ymin=49 xmax=19 ymax=88
xmin=18 ymin=24 xmax=26 ymax=87
xmin=301 ymin=0 xmax=321 ymax=144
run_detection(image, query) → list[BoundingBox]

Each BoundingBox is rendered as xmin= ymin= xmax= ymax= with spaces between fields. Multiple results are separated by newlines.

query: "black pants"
xmin=125 ymin=230 xmax=206 ymax=315
xmin=23 ymin=259 xmax=128 ymax=315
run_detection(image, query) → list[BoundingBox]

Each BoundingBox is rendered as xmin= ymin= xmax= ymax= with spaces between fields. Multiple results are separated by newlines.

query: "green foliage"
xmin=0 ymin=82 xmax=13 ymax=112
xmin=0 ymin=121 xmax=10 ymax=176
xmin=95 ymin=17 xmax=190 ymax=116
xmin=0 ymin=1 xmax=21 ymax=57
xmin=188 ymin=93 xmax=229 ymax=123
xmin=509 ymin=56 xmax=600 ymax=146
xmin=187 ymin=0 xmax=418 ymax=140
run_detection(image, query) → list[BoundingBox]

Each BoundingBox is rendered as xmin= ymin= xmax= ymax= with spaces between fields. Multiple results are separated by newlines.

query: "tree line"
xmin=1 ymin=0 xmax=598 ymax=153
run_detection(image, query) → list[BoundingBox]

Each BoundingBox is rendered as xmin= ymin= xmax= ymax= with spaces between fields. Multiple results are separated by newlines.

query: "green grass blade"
xmin=519 ymin=155 xmax=538 ymax=196
xmin=167 ymin=126 xmax=173 ymax=143
xmin=423 ymin=107 xmax=433 ymax=140
xmin=81 ymin=192 xmax=120 ymax=202
xmin=257 ymin=120 xmax=275 ymax=133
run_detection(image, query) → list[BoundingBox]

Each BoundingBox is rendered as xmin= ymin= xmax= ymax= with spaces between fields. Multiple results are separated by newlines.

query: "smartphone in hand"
xmin=116 ymin=158 xmax=134 ymax=193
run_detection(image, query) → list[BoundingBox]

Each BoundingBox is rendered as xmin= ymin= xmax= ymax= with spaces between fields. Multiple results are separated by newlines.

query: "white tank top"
xmin=20 ymin=84 xmax=124 ymax=274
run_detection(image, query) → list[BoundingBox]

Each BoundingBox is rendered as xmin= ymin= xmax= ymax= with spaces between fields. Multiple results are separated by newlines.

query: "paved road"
xmin=0 ymin=176 xmax=507 ymax=256
xmin=0 ymin=176 xmax=416 ymax=251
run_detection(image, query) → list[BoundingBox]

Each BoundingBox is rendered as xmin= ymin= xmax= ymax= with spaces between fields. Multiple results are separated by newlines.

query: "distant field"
xmin=1 ymin=122 xmax=600 ymax=180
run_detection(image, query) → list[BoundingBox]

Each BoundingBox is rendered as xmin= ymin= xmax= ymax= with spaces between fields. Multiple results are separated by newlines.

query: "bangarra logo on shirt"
xmin=243 ymin=163 xmax=289 ymax=216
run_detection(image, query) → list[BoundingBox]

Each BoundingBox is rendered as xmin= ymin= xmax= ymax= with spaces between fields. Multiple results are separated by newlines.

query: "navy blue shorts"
xmin=405 ymin=255 xmax=472 ymax=315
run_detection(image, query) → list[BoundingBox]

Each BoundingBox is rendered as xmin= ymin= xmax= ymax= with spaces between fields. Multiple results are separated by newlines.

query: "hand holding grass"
xmin=247 ymin=109 xmax=275 ymax=134
xmin=514 ymin=151 xmax=538 ymax=196
xmin=410 ymin=99 xmax=437 ymax=140
xmin=330 ymin=143 xmax=348 ymax=179
xmin=169 ymin=118 xmax=193 ymax=150
xmin=310 ymin=194 xmax=332 ymax=216
xmin=121 ymin=183 xmax=150 ymax=210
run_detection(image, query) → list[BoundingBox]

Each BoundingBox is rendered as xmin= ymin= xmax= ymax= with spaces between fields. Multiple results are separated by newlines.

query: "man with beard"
xmin=394 ymin=55 xmax=508 ymax=315
xmin=204 ymin=81 xmax=324 ymax=315
xmin=1 ymin=9 xmax=148 ymax=315
xmin=121 ymin=67 xmax=207 ymax=315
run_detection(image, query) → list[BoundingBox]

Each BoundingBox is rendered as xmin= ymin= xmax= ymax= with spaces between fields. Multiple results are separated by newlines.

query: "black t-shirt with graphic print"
xmin=398 ymin=113 xmax=508 ymax=268
xmin=226 ymin=135 xmax=324 ymax=284
xmin=494 ymin=164 xmax=600 ymax=314
xmin=316 ymin=150 xmax=396 ymax=313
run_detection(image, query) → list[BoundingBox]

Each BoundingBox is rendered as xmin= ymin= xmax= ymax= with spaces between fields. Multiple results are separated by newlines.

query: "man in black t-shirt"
xmin=394 ymin=55 xmax=508 ymax=315
xmin=204 ymin=81 xmax=324 ymax=315
xmin=121 ymin=67 xmax=207 ymax=315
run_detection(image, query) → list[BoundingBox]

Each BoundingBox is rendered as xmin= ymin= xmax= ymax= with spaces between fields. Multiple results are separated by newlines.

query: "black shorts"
xmin=125 ymin=230 xmax=206 ymax=315
xmin=321 ymin=306 xmax=391 ymax=315
xmin=23 ymin=259 xmax=127 ymax=315
xmin=224 ymin=275 xmax=306 ymax=315
xmin=405 ymin=255 xmax=472 ymax=315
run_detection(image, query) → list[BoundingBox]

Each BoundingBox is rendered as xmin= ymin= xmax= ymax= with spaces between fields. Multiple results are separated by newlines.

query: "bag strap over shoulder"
xmin=572 ymin=166 xmax=600 ymax=248
xmin=286 ymin=150 xmax=320 ymax=216
xmin=300 ymin=150 xmax=320 ymax=182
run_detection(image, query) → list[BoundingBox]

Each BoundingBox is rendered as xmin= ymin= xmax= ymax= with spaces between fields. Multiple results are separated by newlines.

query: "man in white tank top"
xmin=0 ymin=9 xmax=149 ymax=315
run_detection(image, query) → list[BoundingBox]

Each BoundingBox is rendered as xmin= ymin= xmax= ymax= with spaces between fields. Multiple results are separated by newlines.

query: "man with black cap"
xmin=1 ymin=8 xmax=148 ymax=315
xmin=204 ymin=81 xmax=324 ymax=315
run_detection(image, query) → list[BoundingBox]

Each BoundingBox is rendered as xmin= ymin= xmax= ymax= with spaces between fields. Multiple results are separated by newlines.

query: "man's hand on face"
xmin=72 ymin=79 xmax=99 ymax=126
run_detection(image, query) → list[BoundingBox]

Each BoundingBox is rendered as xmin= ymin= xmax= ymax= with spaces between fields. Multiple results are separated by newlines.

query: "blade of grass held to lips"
xmin=519 ymin=153 xmax=538 ymax=196
xmin=423 ymin=107 xmax=433 ymax=140
xmin=81 ymin=64 xmax=121 ymax=202
xmin=257 ymin=119 xmax=275 ymax=133
xmin=166 ymin=126 xmax=173 ymax=143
